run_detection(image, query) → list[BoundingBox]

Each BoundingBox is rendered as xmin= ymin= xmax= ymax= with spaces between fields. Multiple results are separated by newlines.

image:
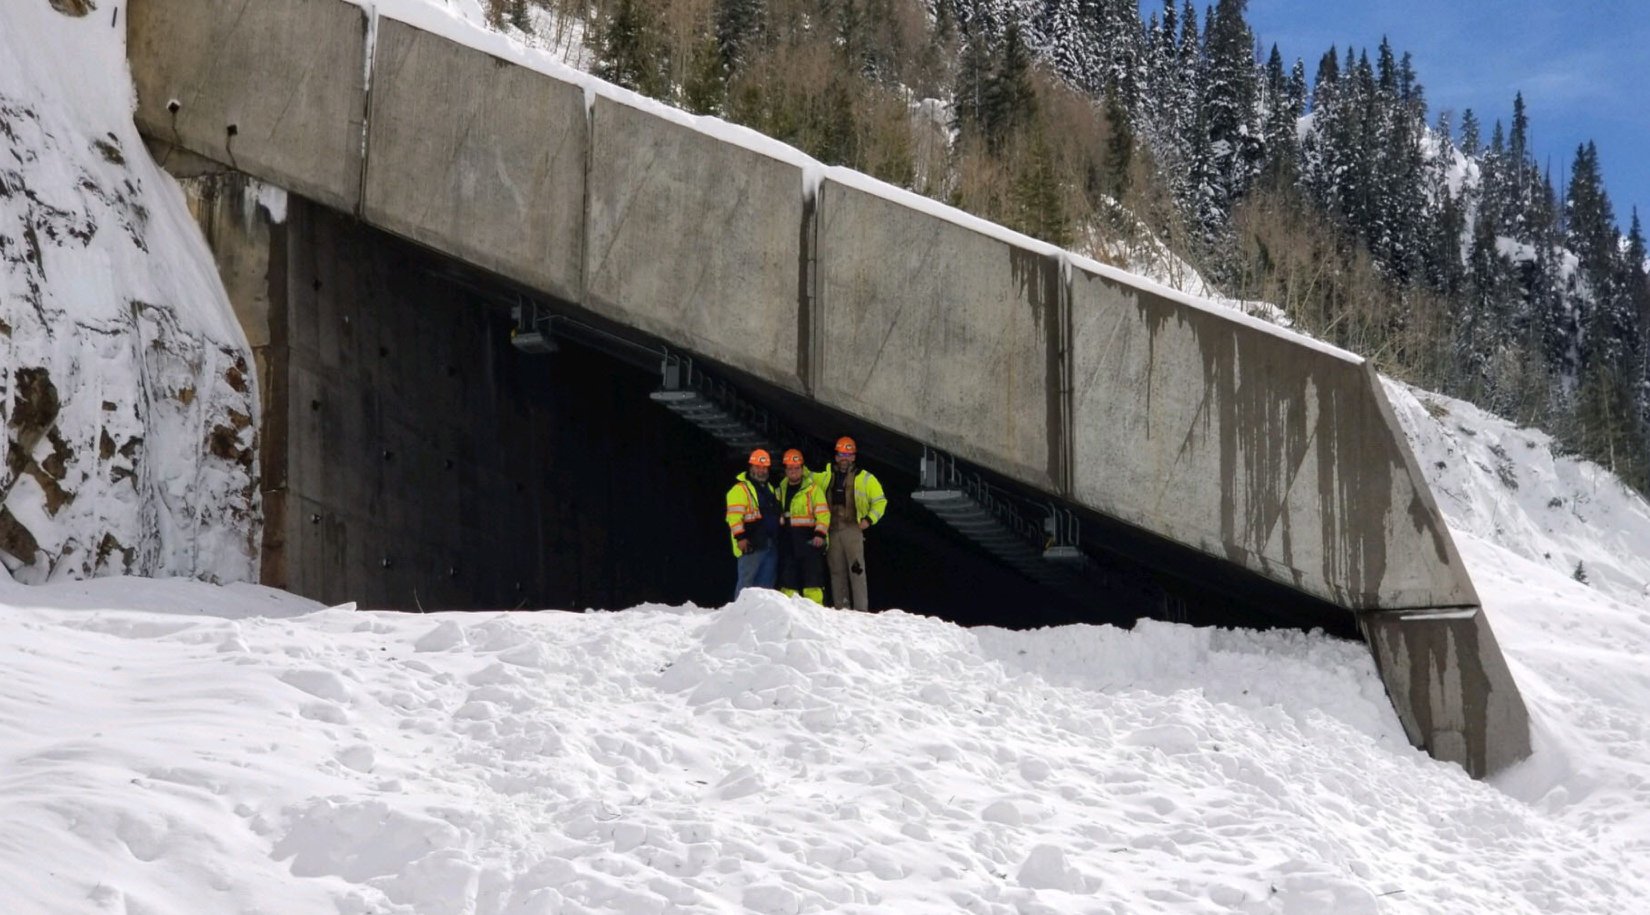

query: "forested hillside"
xmin=498 ymin=0 xmax=1650 ymax=493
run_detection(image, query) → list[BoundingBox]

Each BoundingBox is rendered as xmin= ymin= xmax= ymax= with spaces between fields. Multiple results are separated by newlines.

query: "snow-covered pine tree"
xmin=1196 ymin=0 xmax=1262 ymax=234
xmin=1459 ymin=108 xmax=1481 ymax=158
xmin=1258 ymin=45 xmax=1299 ymax=185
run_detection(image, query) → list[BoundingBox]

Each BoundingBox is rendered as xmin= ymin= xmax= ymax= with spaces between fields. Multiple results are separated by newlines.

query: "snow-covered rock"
xmin=0 ymin=1 xmax=258 ymax=583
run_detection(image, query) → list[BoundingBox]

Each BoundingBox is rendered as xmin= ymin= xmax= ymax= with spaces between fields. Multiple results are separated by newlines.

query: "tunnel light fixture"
xmin=509 ymin=329 xmax=557 ymax=354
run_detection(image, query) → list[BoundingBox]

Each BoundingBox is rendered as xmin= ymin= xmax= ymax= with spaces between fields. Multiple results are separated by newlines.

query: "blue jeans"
xmin=734 ymin=546 xmax=777 ymax=599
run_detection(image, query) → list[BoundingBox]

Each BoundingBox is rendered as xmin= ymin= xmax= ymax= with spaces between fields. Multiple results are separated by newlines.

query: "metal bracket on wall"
xmin=913 ymin=447 xmax=1093 ymax=592
xmin=1043 ymin=505 xmax=1094 ymax=568
xmin=650 ymin=355 xmax=812 ymax=456
xmin=509 ymin=297 xmax=799 ymax=457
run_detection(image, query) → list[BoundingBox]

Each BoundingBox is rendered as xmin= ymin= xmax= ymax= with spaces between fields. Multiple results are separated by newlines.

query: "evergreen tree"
xmin=1565 ymin=142 xmax=1617 ymax=281
xmin=1398 ymin=51 xmax=1422 ymax=111
xmin=1258 ymin=45 xmax=1301 ymax=185
xmin=1627 ymin=209 xmax=1650 ymax=466
xmin=1101 ymin=86 xmax=1134 ymax=200
xmin=595 ymin=0 xmax=671 ymax=98
xmin=1185 ymin=0 xmax=1260 ymax=248
xmin=682 ymin=34 xmax=727 ymax=115
xmin=836 ymin=0 xmax=868 ymax=74
xmin=716 ymin=0 xmax=765 ymax=71
xmin=1312 ymin=45 xmax=1339 ymax=109
xmin=1478 ymin=120 xmax=1507 ymax=234
xmin=1626 ymin=209 xmax=1650 ymax=331
xmin=1565 ymin=141 xmax=1646 ymax=484
xmin=1424 ymin=173 xmax=1466 ymax=296
xmin=1501 ymin=92 xmax=1537 ymax=238
xmin=983 ymin=21 xmax=1038 ymax=151
xmin=953 ymin=24 xmax=993 ymax=139
xmin=1099 ymin=0 xmax=1143 ymax=107
xmin=1458 ymin=211 xmax=1514 ymax=400
xmin=1459 ymin=108 xmax=1480 ymax=157
xmin=1012 ymin=128 xmax=1071 ymax=246
xmin=1038 ymin=0 xmax=1097 ymax=93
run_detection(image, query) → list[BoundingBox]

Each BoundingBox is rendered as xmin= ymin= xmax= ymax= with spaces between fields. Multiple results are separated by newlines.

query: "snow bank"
xmin=4 ymin=579 xmax=1645 ymax=913
xmin=0 ymin=2 xmax=258 ymax=584
xmin=1384 ymin=378 xmax=1650 ymax=603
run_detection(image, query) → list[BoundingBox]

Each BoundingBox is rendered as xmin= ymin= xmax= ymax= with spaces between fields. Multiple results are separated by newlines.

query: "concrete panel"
xmin=1067 ymin=265 xmax=1477 ymax=611
xmin=585 ymin=96 xmax=804 ymax=389
xmin=363 ymin=18 xmax=586 ymax=304
xmin=1359 ymin=608 xmax=1531 ymax=777
xmin=814 ymin=179 xmax=1059 ymax=488
xmin=128 ymin=0 xmax=367 ymax=213
xmin=291 ymin=495 xmax=349 ymax=606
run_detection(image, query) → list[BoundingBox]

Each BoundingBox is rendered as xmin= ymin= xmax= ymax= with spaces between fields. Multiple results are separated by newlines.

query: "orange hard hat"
xmin=835 ymin=436 xmax=857 ymax=455
xmin=749 ymin=449 xmax=772 ymax=467
xmin=782 ymin=449 xmax=805 ymax=467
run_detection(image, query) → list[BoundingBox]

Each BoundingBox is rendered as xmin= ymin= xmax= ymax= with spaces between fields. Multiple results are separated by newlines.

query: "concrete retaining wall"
xmin=363 ymin=18 xmax=586 ymax=304
xmin=585 ymin=97 xmax=805 ymax=390
xmin=128 ymin=0 xmax=367 ymax=213
xmin=1066 ymin=265 xmax=1476 ymax=612
xmin=1359 ymin=608 xmax=1531 ymax=777
xmin=269 ymin=200 xmax=556 ymax=607
xmin=814 ymin=179 xmax=1062 ymax=489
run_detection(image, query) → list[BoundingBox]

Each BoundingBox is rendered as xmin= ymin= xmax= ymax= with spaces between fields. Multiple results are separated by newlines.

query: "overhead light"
xmin=510 ymin=329 xmax=557 ymax=354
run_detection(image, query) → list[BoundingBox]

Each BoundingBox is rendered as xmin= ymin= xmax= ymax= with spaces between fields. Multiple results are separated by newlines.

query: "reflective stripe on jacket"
xmin=725 ymin=472 xmax=778 ymax=556
xmin=817 ymin=465 xmax=887 ymax=526
xmin=780 ymin=471 xmax=831 ymax=537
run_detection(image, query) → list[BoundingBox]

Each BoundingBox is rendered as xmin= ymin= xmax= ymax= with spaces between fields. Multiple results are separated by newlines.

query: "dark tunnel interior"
xmin=282 ymin=204 xmax=1356 ymax=639
xmin=494 ymin=335 xmax=1105 ymax=628
xmin=499 ymin=331 xmax=1354 ymax=637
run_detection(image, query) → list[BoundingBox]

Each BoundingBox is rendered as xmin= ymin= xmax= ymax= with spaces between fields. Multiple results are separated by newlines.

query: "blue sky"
xmin=1140 ymin=0 xmax=1649 ymax=231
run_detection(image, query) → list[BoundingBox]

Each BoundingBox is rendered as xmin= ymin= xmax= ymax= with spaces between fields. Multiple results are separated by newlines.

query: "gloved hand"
xmin=736 ymin=538 xmax=751 ymax=555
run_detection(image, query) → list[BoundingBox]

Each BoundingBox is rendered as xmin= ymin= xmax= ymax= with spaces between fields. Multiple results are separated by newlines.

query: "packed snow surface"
xmin=5 ymin=501 xmax=1649 ymax=915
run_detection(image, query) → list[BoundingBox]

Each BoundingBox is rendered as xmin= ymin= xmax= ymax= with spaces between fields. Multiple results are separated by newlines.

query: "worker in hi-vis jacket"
xmin=815 ymin=436 xmax=886 ymax=611
xmin=725 ymin=449 xmax=781 ymax=598
xmin=775 ymin=449 xmax=830 ymax=605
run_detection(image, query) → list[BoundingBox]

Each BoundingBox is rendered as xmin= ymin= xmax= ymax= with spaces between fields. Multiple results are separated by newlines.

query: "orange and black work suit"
xmin=776 ymin=471 xmax=831 ymax=604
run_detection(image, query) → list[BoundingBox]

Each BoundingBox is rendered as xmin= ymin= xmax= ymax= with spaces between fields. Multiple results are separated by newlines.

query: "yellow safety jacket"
xmin=779 ymin=471 xmax=831 ymax=538
xmin=816 ymin=465 xmax=887 ymax=526
xmin=725 ymin=472 xmax=778 ymax=557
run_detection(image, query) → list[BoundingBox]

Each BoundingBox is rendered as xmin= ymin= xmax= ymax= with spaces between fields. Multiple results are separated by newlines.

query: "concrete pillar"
xmin=1357 ymin=607 xmax=1532 ymax=778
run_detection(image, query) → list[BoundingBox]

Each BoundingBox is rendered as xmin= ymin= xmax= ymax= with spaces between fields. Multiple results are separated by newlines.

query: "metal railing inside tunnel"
xmin=510 ymin=298 xmax=796 ymax=456
xmin=915 ymin=447 xmax=1112 ymax=601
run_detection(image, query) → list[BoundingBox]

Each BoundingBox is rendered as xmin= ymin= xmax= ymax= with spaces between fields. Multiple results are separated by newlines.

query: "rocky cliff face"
xmin=0 ymin=2 xmax=258 ymax=583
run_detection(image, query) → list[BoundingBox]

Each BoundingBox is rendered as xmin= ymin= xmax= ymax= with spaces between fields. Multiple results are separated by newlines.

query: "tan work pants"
xmin=827 ymin=521 xmax=868 ymax=611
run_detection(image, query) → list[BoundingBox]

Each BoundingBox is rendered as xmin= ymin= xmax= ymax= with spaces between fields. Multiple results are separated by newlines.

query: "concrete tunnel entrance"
xmin=255 ymin=197 xmax=1355 ymax=638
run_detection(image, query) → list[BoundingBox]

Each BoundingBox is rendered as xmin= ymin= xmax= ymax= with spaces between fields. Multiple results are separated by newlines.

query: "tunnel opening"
xmin=266 ymin=199 xmax=1355 ymax=639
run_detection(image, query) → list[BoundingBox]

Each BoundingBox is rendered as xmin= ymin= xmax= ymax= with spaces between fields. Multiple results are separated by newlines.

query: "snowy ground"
xmin=3 ymin=495 xmax=1648 ymax=914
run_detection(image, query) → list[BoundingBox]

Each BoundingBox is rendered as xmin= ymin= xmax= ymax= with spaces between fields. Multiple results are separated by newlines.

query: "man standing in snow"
xmin=726 ymin=449 xmax=781 ymax=598
xmin=775 ymin=448 xmax=830 ymax=604
xmin=817 ymin=436 xmax=886 ymax=611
